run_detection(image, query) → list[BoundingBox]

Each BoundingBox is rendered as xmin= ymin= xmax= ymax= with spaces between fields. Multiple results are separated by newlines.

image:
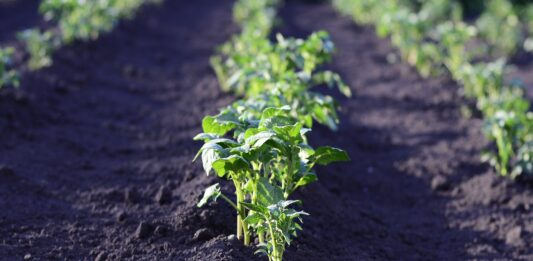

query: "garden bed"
xmin=0 ymin=0 xmax=531 ymax=260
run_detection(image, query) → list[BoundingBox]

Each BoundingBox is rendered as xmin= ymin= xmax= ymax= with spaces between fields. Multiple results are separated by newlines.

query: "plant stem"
xmin=234 ymin=180 xmax=250 ymax=246
xmin=268 ymin=221 xmax=282 ymax=261
xmin=237 ymin=215 xmax=243 ymax=241
xmin=234 ymin=180 xmax=243 ymax=241
xmin=219 ymin=194 xmax=238 ymax=211
xmin=251 ymin=180 xmax=264 ymax=243
xmin=242 ymin=218 xmax=251 ymax=246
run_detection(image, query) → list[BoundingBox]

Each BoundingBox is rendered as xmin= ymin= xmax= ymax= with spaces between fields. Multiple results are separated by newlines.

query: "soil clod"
xmin=193 ymin=228 xmax=213 ymax=241
xmin=116 ymin=211 xmax=127 ymax=223
xmin=505 ymin=226 xmax=525 ymax=247
xmin=431 ymin=175 xmax=451 ymax=191
xmin=154 ymin=225 xmax=168 ymax=236
xmin=134 ymin=222 xmax=153 ymax=239
xmin=155 ymin=186 xmax=172 ymax=205
xmin=94 ymin=252 xmax=107 ymax=261
xmin=124 ymin=188 xmax=140 ymax=204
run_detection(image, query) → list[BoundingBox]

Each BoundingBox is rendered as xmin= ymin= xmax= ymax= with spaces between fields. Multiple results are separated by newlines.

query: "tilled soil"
xmin=0 ymin=0 xmax=531 ymax=260
xmin=0 ymin=0 xmax=41 ymax=43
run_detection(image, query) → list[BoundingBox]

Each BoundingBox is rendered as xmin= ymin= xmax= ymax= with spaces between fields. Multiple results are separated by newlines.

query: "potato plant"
xmin=334 ymin=0 xmax=533 ymax=179
xmin=195 ymin=0 xmax=351 ymax=260
xmin=211 ymin=32 xmax=350 ymax=131
xmin=17 ymin=0 xmax=159 ymax=70
xmin=195 ymin=107 xmax=349 ymax=247
xmin=0 ymin=47 xmax=19 ymax=88
xmin=17 ymin=29 xmax=59 ymax=70
xmin=475 ymin=0 xmax=521 ymax=57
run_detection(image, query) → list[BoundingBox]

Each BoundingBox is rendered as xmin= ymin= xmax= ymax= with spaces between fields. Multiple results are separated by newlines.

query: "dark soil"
xmin=0 ymin=0 xmax=41 ymax=43
xmin=0 ymin=0 xmax=531 ymax=260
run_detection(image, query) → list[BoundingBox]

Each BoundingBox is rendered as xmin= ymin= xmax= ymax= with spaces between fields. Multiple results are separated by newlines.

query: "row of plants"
xmin=466 ymin=0 xmax=533 ymax=56
xmin=21 ymin=0 xmax=161 ymax=70
xmin=194 ymin=0 xmax=350 ymax=260
xmin=333 ymin=0 xmax=532 ymax=179
xmin=0 ymin=0 xmax=159 ymax=88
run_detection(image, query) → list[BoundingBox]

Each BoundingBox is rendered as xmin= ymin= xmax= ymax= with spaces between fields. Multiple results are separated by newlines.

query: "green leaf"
xmin=312 ymin=103 xmax=338 ymax=131
xmin=244 ymin=212 xmax=264 ymax=225
xmin=256 ymin=177 xmax=284 ymax=206
xmin=279 ymin=200 xmax=301 ymax=208
xmin=202 ymin=116 xmax=235 ymax=136
xmin=193 ymin=138 xmax=236 ymax=162
xmin=212 ymin=155 xmax=250 ymax=177
xmin=241 ymin=201 xmax=268 ymax=214
xmin=197 ymin=183 xmax=221 ymax=207
xmin=286 ymin=209 xmax=309 ymax=219
xmin=193 ymin=142 xmax=227 ymax=175
xmin=245 ymin=131 xmax=276 ymax=149
xmin=193 ymin=133 xmax=219 ymax=141
xmin=273 ymin=122 xmax=303 ymax=140
xmin=260 ymin=106 xmax=290 ymax=120
xmin=312 ymin=146 xmax=350 ymax=165
xmin=295 ymin=173 xmax=318 ymax=188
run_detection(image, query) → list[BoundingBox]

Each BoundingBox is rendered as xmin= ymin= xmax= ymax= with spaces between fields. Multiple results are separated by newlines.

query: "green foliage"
xmin=16 ymin=0 xmax=158 ymax=71
xmin=196 ymin=1 xmax=351 ymax=260
xmin=40 ymin=0 xmax=154 ymax=43
xmin=476 ymin=0 xmax=521 ymax=56
xmin=243 ymin=199 xmax=307 ymax=261
xmin=0 ymin=47 xmax=19 ymax=88
xmin=334 ymin=0 xmax=533 ymax=179
xmin=17 ymin=29 xmax=59 ymax=70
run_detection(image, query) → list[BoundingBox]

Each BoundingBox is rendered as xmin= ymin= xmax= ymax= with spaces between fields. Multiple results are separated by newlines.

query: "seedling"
xmin=197 ymin=1 xmax=351 ymax=260
xmin=18 ymin=29 xmax=59 ymax=70
xmin=195 ymin=106 xmax=349 ymax=247
xmin=0 ymin=47 xmax=19 ymax=88
xmin=335 ymin=0 xmax=533 ymax=179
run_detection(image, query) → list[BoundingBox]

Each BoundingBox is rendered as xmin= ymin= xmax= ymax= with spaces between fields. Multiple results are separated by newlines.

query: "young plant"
xmin=0 ymin=47 xmax=19 ymax=88
xmin=197 ymin=1 xmax=351 ymax=260
xmin=233 ymin=0 xmax=280 ymax=38
xmin=40 ymin=0 xmax=156 ymax=43
xmin=212 ymin=31 xmax=350 ymax=98
xmin=482 ymin=112 xmax=515 ymax=176
xmin=19 ymin=0 xmax=160 ymax=70
xmin=242 ymin=200 xmax=307 ymax=261
xmin=18 ymin=29 xmax=59 ymax=70
xmin=475 ymin=0 xmax=521 ymax=57
xmin=333 ymin=0 xmax=533 ymax=179
xmin=512 ymin=139 xmax=533 ymax=178
xmin=195 ymin=106 xmax=349 ymax=252
xmin=435 ymin=21 xmax=476 ymax=80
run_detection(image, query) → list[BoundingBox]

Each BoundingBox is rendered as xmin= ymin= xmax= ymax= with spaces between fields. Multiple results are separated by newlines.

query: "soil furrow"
xmin=0 ymin=0 xmax=248 ymax=259
xmin=276 ymin=1 xmax=532 ymax=260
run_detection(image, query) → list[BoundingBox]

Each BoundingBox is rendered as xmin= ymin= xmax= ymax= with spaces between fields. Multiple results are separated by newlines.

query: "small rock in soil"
xmin=155 ymin=186 xmax=172 ymax=205
xmin=24 ymin=254 xmax=31 ymax=260
xmin=227 ymin=234 xmax=236 ymax=241
xmin=199 ymin=209 xmax=211 ymax=222
xmin=184 ymin=170 xmax=195 ymax=181
xmin=505 ymin=226 xmax=524 ymax=247
xmin=193 ymin=228 xmax=213 ymax=241
xmin=134 ymin=222 xmax=153 ymax=239
xmin=509 ymin=200 xmax=530 ymax=213
xmin=116 ymin=211 xmax=127 ymax=223
xmin=154 ymin=225 xmax=168 ymax=236
xmin=94 ymin=252 xmax=107 ymax=261
xmin=431 ymin=175 xmax=450 ymax=191
xmin=482 ymin=196 xmax=495 ymax=206
xmin=124 ymin=188 xmax=139 ymax=204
